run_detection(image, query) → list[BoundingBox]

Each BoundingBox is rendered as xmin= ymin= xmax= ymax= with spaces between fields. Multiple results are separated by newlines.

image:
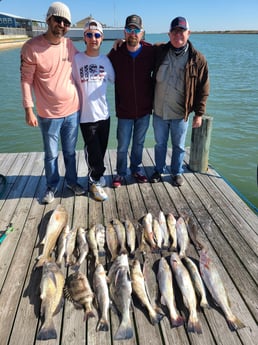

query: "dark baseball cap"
xmin=125 ymin=14 xmax=143 ymax=29
xmin=170 ymin=16 xmax=189 ymax=31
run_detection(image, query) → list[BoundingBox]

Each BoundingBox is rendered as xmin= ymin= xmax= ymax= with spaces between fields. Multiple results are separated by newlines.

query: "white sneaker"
xmin=42 ymin=187 xmax=57 ymax=204
xmin=89 ymin=176 xmax=106 ymax=187
xmin=90 ymin=184 xmax=108 ymax=202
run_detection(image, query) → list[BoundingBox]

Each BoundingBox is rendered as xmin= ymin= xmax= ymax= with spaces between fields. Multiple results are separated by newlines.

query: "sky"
xmin=0 ymin=0 xmax=257 ymax=33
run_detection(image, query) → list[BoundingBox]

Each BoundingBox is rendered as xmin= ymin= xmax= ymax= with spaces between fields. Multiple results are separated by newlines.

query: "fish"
xmin=152 ymin=218 xmax=163 ymax=249
xmin=65 ymin=226 xmax=78 ymax=266
xmin=37 ymin=262 xmax=65 ymax=340
xmin=112 ymin=218 xmax=127 ymax=254
xmin=157 ymin=257 xmax=184 ymax=328
xmin=86 ymin=225 xmax=99 ymax=265
xmin=158 ymin=211 xmax=170 ymax=249
xmin=199 ymin=249 xmax=245 ymax=331
xmin=73 ymin=227 xmax=89 ymax=270
xmin=166 ymin=213 xmax=177 ymax=251
xmin=185 ymin=217 xmax=204 ymax=251
xmin=183 ymin=256 xmax=209 ymax=309
xmin=109 ymin=256 xmax=133 ymax=340
xmin=95 ymin=223 xmax=106 ymax=256
xmin=124 ymin=217 xmax=136 ymax=256
xmin=64 ymin=270 xmax=95 ymax=321
xmin=142 ymin=213 xmax=156 ymax=250
xmin=170 ymin=252 xmax=202 ymax=334
xmin=93 ymin=263 xmax=110 ymax=331
xmin=36 ymin=204 xmax=68 ymax=267
xmin=131 ymin=259 xmax=164 ymax=325
xmin=56 ymin=224 xmax=70 ymax=267
xmin=176 ymin=216 xmax=190 ymax=258
xmin=106 ymin=222 xmax=119 ymax=261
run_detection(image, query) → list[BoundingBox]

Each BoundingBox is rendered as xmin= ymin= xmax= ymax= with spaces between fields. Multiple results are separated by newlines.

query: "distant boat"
xmin=66 ymin=27 xmax=124 ymax=41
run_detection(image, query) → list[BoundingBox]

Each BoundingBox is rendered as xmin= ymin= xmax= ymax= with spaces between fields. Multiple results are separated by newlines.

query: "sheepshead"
xmin=186 ymin=217 xmax=204 ymax=250
xmin=65 ymin=226 xmax=78 ymax=266
xmin=93 ymin=263 xmax=110 ymax=331
xmin=109 ymin=258 xmax=133 ymax=340
xmin=158 ymin=211 xmax=170 ymax=249
xmin=124 ymin=217 xmax=136 ymax=256
xmin=199 ymin=249 xmax=245 ymax=331
xmin=152 ymin=218 xmax=163 ymax=249
xmin=108 ymin=253 xmax=129 ymax=281
xmin=166 ymin=213 xmax=177 ymax=251
xmin=142 ymin=213 xmax=156 ymax=250
xmin=183 ymin=256 xmax=209 ymax=309
xmin=37 ymin=262 xmax=65 ymax=340
xmin=112 ymin=218 xmax=127 ymax=254
xmin=64 ymin=271 xmax=95 ymax=321
xmin=106 ymin=222 xmax=119 ymax=261
xmin=131 ymin=259 xmax=163 ymax=325
xmin=95 ymin=223 xmax=106 ymax=256
xmin=170 ymin=252 xmax=202 ymax=334
xmin=86 ymin=225 xmax=99 ymax=265
xmin=176 ymin=216 xmax=190 ymax=258
xmin=73 ymin=227 xmax=89 ymax=270
xmin=36 ymin=204 xmax=68 ymax=267
xmin=157 ymin=257 xmax=184 ymax=328
xmin=56 ymin=224 xmax=70 ymax=267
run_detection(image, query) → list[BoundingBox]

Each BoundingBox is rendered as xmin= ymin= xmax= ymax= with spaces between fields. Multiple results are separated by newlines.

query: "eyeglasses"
xmin=52 ymin=16 xmax=70 ymax=27
xmin=84 ymin=32 xmax=102 ymax=39
xmin=125 ymin=27 xmax=142 ymax=34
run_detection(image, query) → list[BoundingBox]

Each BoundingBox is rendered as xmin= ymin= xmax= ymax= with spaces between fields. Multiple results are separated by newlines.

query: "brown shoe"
xmin=133 ymin=172 xmax=148 ymax=183
xmin=172 ymin=175 xmax=184 ymax=186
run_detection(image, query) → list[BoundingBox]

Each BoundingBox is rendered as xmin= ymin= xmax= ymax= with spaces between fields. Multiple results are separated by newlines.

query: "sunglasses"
xmin=125 ymin=27 xmax=142 ymax=34
xmin=53 ymin=16 xmax=70 ymax=27
xmin=84 ymin=32 xmax=102 ymax=39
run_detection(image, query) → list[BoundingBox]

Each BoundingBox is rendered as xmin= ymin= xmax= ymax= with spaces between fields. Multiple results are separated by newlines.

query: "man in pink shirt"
xmin=20 ymin=2 xmax=85 ymax=204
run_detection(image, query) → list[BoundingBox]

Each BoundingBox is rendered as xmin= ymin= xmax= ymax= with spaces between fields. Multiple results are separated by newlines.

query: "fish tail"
xmin=170 ymin=314 xmax=185 ymax=328
xmin=187 ymin=315 xmax=202 ymax=334
xmin=96 ymin=318 xmax=109 ymax=332
xmin=200 ymin=298 xmax=209 ymax=309
xmin=98 ymin=250 xmax=106 ymax=257
xmin=35 ymin=256 xmax=47 ymax=268
xmin=114 ymin=319 xmax=133 ymax=340
xmin=119 ymin=247 xmax=128 ymax=255
xmin=83 ymin=309 xmax=95 ymax=321
xmin=37 ymin=320 xmax=57 ymax=340
xmin=149 ymin=311 xmax=164 ymax=325
xmin=226 ymin=315 xmax=245 ymax=331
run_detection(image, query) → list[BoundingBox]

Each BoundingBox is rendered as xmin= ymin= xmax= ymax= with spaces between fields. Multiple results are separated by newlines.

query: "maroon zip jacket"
xmin=108 ymin=41 xmax=155 ymax=119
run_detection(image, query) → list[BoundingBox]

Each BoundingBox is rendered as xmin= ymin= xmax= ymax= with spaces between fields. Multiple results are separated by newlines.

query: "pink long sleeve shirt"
xmin=20 ymin=35 xmax=79 ymax=118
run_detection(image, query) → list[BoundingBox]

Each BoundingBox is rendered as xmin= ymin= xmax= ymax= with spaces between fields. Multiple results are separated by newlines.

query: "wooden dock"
xmin=0 ymin=149 xmax=257 ymax=345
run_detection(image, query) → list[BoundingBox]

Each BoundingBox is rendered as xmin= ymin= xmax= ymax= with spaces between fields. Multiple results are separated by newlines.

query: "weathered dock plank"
xmin=0 ymin=149 xmax=257 ymax=345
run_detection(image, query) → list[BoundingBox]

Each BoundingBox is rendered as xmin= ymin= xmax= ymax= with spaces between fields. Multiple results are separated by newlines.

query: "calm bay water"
xmin=0 ymin=33 xmax=257 ymax=210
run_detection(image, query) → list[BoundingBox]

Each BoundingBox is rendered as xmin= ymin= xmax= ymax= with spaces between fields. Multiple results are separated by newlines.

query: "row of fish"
xmin=35 ymin=205 xmax=245 ymax=341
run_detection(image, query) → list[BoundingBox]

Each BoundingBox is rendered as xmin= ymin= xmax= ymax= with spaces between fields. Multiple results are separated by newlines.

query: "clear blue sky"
xmin=1 ymin=0 xmax=257 ymax=33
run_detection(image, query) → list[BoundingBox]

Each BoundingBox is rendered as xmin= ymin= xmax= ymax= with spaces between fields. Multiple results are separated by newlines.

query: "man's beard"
xmin=127 ymin=36 xmax=138 ymax=47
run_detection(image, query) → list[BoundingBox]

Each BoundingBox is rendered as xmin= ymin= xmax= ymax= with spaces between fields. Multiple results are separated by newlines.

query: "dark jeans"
xmin=80 ymin=118 xmax=110 ymax=181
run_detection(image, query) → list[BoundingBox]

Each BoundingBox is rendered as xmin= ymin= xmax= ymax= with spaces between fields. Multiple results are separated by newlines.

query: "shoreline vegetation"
xmin=1 ymin=30 xmax=257 ymax=51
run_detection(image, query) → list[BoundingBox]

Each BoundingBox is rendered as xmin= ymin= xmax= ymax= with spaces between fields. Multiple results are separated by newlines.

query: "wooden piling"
xmin=189 ymin=115 xmax=213 ymax=173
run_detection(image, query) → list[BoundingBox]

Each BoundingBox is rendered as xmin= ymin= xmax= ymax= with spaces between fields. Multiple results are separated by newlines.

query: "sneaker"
xmin=112 ymin=175 xmax=124 ymax=188
xmin=90 ymin=184 xmax=108 ymax=202
xmin=89 ymin=176 xmax=106 ymax=187
xmin=150 ymin=171 xmax=161 ymax=183
xmin=42 ymin=187 xmax=57 ymax=204
xmin=172 ymin=174 xmax=184 ymax=187
xmin=67 ymin=183 xmax=85 ymax=195
xmin=133 ymin=171 xmax=148 ymax=183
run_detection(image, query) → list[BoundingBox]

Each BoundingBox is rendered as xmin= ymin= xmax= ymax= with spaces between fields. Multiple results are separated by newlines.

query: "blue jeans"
xmin=153 ymin=114 xmax=189 ymax=176
xmin=116 ymin=115 xmax=150 ymax=176
xmin=38 ymin=111 xmax=79 ymax=189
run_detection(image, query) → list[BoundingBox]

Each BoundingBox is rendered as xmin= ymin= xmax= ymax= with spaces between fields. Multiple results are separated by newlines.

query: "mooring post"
xmin=189 ymin=115 xmax=213 ymax=173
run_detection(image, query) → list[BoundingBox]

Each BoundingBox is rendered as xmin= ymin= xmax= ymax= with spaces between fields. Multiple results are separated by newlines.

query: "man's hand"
xmin=113 ymin=39 xmax=125 ymax=50
xmin=25 ymin=108 xmax=38 ymax=127
xmin=192 ymin=115 xmax=202 ymax=128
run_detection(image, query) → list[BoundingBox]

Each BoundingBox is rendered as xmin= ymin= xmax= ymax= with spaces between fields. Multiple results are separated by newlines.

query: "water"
xmin=0 ymin=34 xmax=257 ymax=210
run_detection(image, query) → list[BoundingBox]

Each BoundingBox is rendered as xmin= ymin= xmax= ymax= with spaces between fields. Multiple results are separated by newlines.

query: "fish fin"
xmin=187 ymin=316 xmax=202 ymax=334
xmin=226 ymin=316 xmax=245 ymax=331
xmin=150 ymin=311 xmax=164 ymax=325
xmin=96 ymin=318 xmax=109 ymax=332
xmin=37 ymin=320 xmax=57 ymax=340
xmin=114 ymin=320 xmax=133 ymax=340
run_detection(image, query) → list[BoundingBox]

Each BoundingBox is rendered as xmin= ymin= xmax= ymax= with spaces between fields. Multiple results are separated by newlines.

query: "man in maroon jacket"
xmin=108 ymin=14 xmax=155 ymax=187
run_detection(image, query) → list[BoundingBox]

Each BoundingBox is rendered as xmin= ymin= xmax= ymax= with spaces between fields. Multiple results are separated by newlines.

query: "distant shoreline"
xmin=1 ymin=30 xmax=257 ymax=51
